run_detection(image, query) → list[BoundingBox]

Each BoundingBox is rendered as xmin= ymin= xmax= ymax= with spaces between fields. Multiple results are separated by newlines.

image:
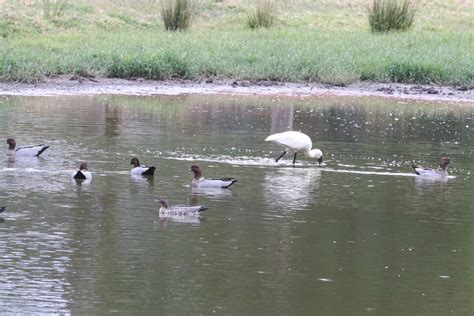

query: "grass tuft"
xmin=368 ymin=0 xmax=416 ymax=32
xmin=247 ymin=0 xmax=275 ymax=29
xmin=386 ymin=62 xmax=443 ymax=84
xmin=106 ymin=52 xmax=192 ymax=80
xmin=161 ymin=0 xmax=197 ymax=31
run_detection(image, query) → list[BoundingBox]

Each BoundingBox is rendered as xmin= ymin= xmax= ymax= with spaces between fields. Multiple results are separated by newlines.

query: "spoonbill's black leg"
xmin=293 ymin=153 xmax=297 ymax=164
xmin=275 ymin=151 xmax=287 ymax=162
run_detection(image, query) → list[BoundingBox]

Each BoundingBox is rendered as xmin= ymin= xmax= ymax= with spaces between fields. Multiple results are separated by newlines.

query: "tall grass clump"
xmin=161 ymin=0 xmax=197 ymax=31
xmin=247 ymin=0 xmax=275 ymax=29
xmin=42 ymin=0 xmax=69 ymax=25
xmin=368 ymin=0 xmax=416 ymax=32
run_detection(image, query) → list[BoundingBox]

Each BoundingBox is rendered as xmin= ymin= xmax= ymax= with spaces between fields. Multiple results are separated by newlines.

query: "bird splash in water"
xmin=7 ymin=138 xmax=49 ymax=157
xmin=412 ymin=157 xmax=451 ymax=178
xmin=265 ymin=131 xmax=323 ymax=165
xmin=190 ymin=164 xmax=237 ymax=189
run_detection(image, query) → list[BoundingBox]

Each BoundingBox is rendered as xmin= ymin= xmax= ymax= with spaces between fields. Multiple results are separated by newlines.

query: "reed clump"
xmin=247 ymin=0 xmax=275 ymax=29
xmin=368 ymin=0 xmax=416 ymax=32
xmin=161 ymin=0 xmax=197 ymax=31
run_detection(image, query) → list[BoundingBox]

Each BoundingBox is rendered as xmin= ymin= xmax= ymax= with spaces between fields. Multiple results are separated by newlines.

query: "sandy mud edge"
xmin=0 ymin=76 xmax=473 ymax=104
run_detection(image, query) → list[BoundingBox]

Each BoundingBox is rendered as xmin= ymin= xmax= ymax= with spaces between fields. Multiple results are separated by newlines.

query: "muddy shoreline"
xmin=0 ymin=76 xmax=473 ymax=103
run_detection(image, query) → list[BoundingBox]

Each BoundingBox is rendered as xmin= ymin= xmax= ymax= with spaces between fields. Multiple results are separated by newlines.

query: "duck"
xmin=0 ymin=207 xmax=5 ymax=213
xmin=156 ymin=196 xmax=208 ymax=217
xmin=412 ymin=157 xmax=451 ymax=178
xmin=7 ymin=138 xmax=49 ymax=157
xmin=72 ymin=163 xmax=92 ymax=180
xmin=190 ymin=164 xmax=237 ymax=189
xmin=130 ymin=158 xmax=156 ymax=176
xmin=265 ymin=131 xmax=323 ymax=165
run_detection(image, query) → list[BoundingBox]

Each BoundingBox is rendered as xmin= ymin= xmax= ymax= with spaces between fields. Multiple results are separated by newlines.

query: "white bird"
xmin=7 ymin=138 xmax=49 ymax=157
xmin=156 ymin=196 xmax=207 ymax=217
xmin=130 ymin=158 xmax=156 ymax=176
xmin=72 ymin=163 xmax=92 ymax=180
xmin=265 ymin=131 xmax=323 ymax=165
xmin=190 ymin=164 xmax=237 ymax=189
xmin=412 ymin=157 xmax=451 ymax=178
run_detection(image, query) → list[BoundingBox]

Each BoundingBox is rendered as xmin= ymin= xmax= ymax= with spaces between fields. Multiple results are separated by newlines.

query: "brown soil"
xmin=0 ymin=76 xmax=473 ymax=103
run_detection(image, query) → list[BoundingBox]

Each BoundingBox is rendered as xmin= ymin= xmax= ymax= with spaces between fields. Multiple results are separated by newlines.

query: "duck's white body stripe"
xmin=131 ymin=166 xmax=155 ymax=176
xmin=192 ymin=177 xmax=237 ymax=188
xmin=413 ymin=167 xmax=448 ymax=178
xmin=9 ymin=144 xmax=49 ymax=157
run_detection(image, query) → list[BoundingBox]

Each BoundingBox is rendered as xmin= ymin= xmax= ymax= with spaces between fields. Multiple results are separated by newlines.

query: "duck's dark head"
xmin=79 ymin=163 xmax=88 ymax=170
xmin=190 ymin=164 xmax=202 ymax=177
xmin=440 ymin=157 xmax=451 ymax=170
xmin=156 ymin=196 xmax=168 ymax=208
xmin=6 ymin=138 xmax=16 ymax=150
xmin=130 ymin=158 xmax=140 ymax=168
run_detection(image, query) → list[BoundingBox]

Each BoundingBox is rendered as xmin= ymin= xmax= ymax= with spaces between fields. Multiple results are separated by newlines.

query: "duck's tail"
xmin=411 ymin=163 xmax=420 ymax=175
xmin=222 ymin=179 xmax=237 ymax=189
xmin=36 ymin=145 xmax=50 ymax=157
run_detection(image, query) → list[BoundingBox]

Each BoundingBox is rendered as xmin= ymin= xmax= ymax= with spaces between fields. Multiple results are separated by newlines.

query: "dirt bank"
xmin=0 ymin=76 xmax=473 ymax=103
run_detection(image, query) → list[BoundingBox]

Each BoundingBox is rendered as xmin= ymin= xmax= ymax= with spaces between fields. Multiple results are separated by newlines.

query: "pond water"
xmin=0 ymin=94 xmax=473 ymax=315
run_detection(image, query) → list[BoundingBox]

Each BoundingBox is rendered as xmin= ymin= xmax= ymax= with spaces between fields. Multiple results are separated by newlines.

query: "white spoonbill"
xmin=130 ymin=157 xmax=156 ymax=176
xmin=190 ymin=164 xmax=237 ymax=189
xmin=72 ymin=163 xmax=92 ymax=180
xmin=412 ymin=157 xmax=451 ymax=178
xmin=7 ymin=138 xmax=49 ymax=157
xmin=265 ymin=131 xmax=323 ymax=165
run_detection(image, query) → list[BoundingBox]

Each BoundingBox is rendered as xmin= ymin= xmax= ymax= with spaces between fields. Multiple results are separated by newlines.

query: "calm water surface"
xmin=0 ymin=94 xmax=473 ymax=315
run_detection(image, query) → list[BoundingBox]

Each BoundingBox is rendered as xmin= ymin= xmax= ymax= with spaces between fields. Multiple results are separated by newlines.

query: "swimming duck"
xmin=190 ymin=164 xmax=237 ymax=189
xmin=72 ymin=163 xmax=92 ymax=180
xmin=130 ymin=158 xmax=156 ymax=176
xmin=7 ymin=138 xmax=49 ymax=157
xmin=412 ymin=157 xmax=451 ymax=178
xmin=265 ymin=131 xmax=323 ymax=165
xmin=0 ymin=207 xmax=5 ymax=213
xmin=156 ymin=196 xmax=208 ymax=217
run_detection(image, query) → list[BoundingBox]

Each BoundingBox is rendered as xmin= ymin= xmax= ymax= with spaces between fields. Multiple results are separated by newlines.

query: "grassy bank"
xmin=0 ymin=0 xmax=473 ymax=85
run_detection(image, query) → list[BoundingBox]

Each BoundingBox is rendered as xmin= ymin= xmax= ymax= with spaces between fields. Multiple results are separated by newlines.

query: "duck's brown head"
xmin=79 ymin=163 xmax=88 ymax=171
xmin=440 ymin=157 xmax=451 ymax=170
xmin=130 ymin=158 xmax=140 ymax=168
xmin=157 ymin=196 xmax=168 ymax=208
xmin=190 ymin=164 xmax=202 ymax=178
xmin=6 ymin=138 xmax=16 ymax=150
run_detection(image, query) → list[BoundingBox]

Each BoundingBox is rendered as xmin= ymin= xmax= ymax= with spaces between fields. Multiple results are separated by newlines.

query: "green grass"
xmin=0 ymin=0 xmax=473 ymax=85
